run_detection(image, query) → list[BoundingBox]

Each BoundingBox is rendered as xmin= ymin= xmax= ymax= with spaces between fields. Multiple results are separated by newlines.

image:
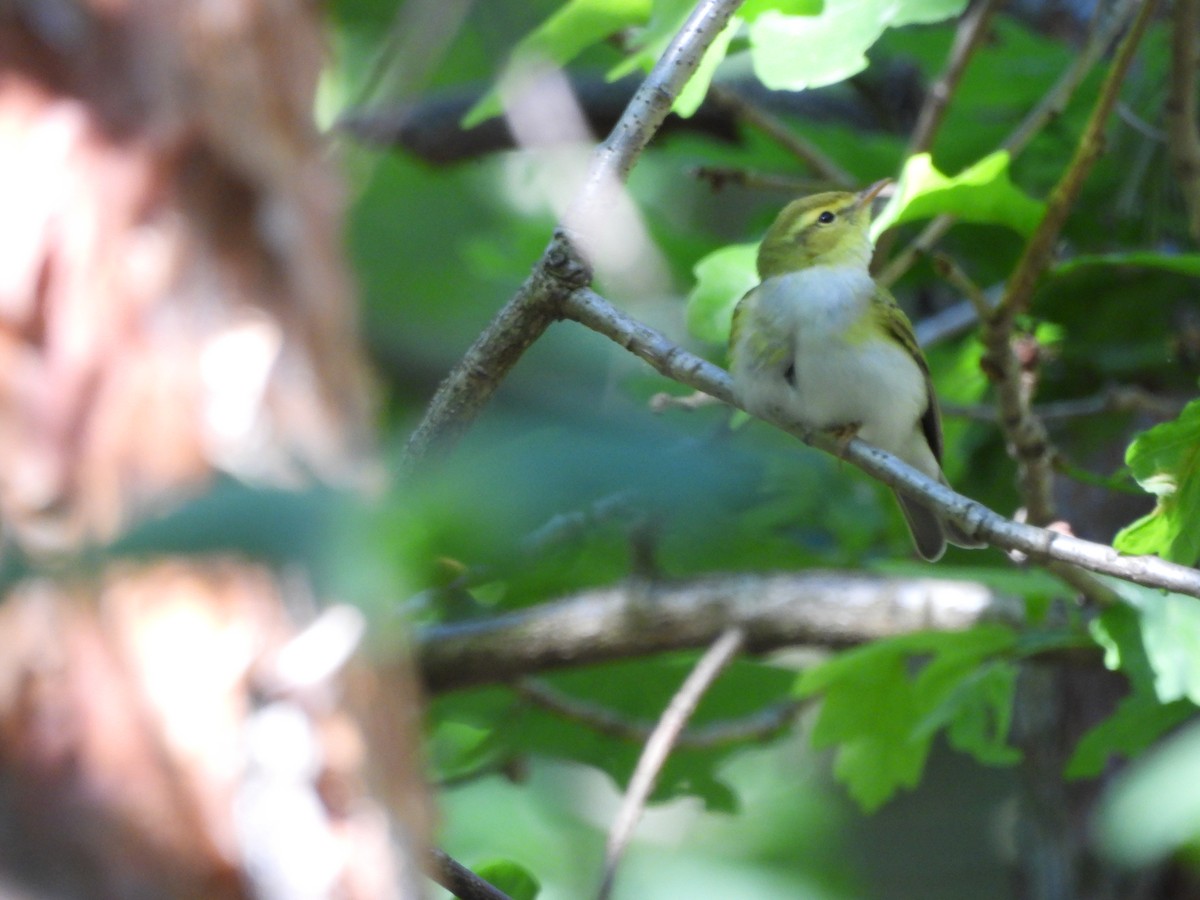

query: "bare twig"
xmin=983 ymin=0 xmax=1158 ymax=525
xmin=996 ymin=0 xmax=1157 ymax=322
xmin=913 ymin=297 xmax=988 ymax=347
xmin=873 ymin=0 xmax=1000 ymax=263
xmin=560 ymin=286 xmax=1200 ymax=599
xmin=943 ymin=385 xmax=1188 ymax=423
xmin=878 ymin=0 xmax=1142 ymax=287
xmin=649 ymin=389 xmax=721 ymax=412
xmin=596 ymin=627 xmax=746 ymax=900
xmin=931 ymin=252 xmax=997 ymax=321
xmin=516 ymin=679 xmax=806 ymax=749
xmin=418 ymin=570 xmax=1021 ymax=692
xmin=1168 ymin=0 xmax=1200 ymax=241
xmin=429 ymin=848 xmax=515 ymax=900
xmin=689 ymin=164 xmax=823 ymax=194
xmin=708 ymin=85 xmax=856 ymax=188
xmin=400 ymin=0 xmax=745 ymax=474
xmin=907 ymin=0 xmax=1002 ymax=157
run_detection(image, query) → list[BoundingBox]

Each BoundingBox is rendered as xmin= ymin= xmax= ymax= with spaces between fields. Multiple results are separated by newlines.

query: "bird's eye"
xmin=817 ymin=211 xmax=836 ymax=224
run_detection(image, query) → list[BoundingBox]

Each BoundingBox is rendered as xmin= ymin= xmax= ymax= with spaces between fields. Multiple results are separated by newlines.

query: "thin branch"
xmin=515 ymin=678 xmax=807 ymax=749
xmin=708 ymin=85 xmax=856 ymax=188
xmin=907 ymin=0 xmax=1002 ymax=157
xmin=878 ymin=0 xmax=1142 ymax=287
xmin=418 ymin=570 xmax=1022 ymax=692
xmin=996 ymin=0 xmax=1157 ymax=322
xmin=689 ymin=164 xmax=824 ymax=194
xmin=649 ymin=389 xmax=721 ymax=412
xmin=943 ymin=385 xmax=1188 ymax=423
xmin=983 ymin=0 xmax=1158 ymax=525
xmin=913 ymin=297 xmax=987 ymax=347
xmin=596 ymin=627 xmax=745 ymax=900
xmin=560 ymin=286 xmax=1200 ymax=600
xmin=400 ymin=0 xmax=745 ymax=474
xmin=931 ymin=252 xmax=997 ymax=321
xmin=1168 ymin=0 xmax=1200 ymax=242
xmin=873 ymin=0 xmax=1000 ymax=262
xmin=428 ymin=848 xmax=515 ymax=900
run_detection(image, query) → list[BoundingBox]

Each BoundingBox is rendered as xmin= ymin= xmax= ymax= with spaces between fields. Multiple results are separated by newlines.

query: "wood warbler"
xmin=728 ymin=180 xmax=981 ymax=561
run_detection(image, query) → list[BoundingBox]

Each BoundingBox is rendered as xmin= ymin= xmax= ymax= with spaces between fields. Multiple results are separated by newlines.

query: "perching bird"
xmin=728 ymin=180 xmax=981 ymax=560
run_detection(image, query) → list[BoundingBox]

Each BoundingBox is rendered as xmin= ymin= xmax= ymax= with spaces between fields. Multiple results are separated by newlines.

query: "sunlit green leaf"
xmin=673 ymin=15 xmax=738 ymax=117
xmin=475 ymin=859 xmax=542 ymax=900
xmin=1067 ymin=694 xmax=1196 ymax=779
xmin=872 ymin=151 xmax=1045 ymax=238
xmin=607 ymin=0 xmax=697 ymax=81
xmin=797 ymin=626 xmax=1018 ymax=811
xmin=748 ymin=0 xmax=966 ymax=91
xmin=1092 ymin=579 xmax=1200 ymax=705
xmin=686 ymin=242 xmax=758 ymax=344
xmin=1097 ymin=719 xmax=1200 ymax=864
xmin=1114 ymin=399 xmax=1200 ymax=566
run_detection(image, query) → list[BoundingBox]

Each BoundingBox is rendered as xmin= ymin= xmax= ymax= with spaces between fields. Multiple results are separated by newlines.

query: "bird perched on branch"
xmin=728 ymin=180 xmax=981 ymax=560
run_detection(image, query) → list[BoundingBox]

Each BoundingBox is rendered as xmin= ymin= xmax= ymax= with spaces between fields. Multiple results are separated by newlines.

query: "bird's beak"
xmin=855 ymin=178 xmax=892 ymax=212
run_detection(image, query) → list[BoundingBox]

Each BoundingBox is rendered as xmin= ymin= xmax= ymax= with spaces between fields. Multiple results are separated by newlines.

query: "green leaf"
xmin=1051 ymin=252 xmax=1200 ymax=279
xmin=463 ymin=0 xmax=652 ymax=127
xmin=607 ymin=0 xmax=697 ymax=81
xmin=1093 ymin=579 xmax=1200 ymax=705
xmin=474 ymin=859 xmax=542 ymax=900
xmin=686 ymin=242 xmax=758 ymax=344
xmin=748 ymin=0 xmax=967 ymax=92
xmin=740 ymin=0 xmax=824 ymax=20
xmin=806 ymin=648 xmax=928 ymax=811
xmin=1114 ymin=399 xmax=1200 ymax=566
xmin=673 ymin=15 xmax=739 ymax=117
xmin=1067 ymin=693 xmax=1196 ymax=779
xmin=432 ymin=656 xmax=796 ymax=812
xmin=915 ymin=662 xmax=1021 ymax=766
xmin=1096 ymin=718 xmax=1200 ymax=865
xmin=871 ymin=151 xmax=1045 ymax=238
xmin=797 ymin=626 xmax=1018 ymax=811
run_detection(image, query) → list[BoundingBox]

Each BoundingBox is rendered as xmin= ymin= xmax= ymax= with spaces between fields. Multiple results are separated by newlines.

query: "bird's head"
xmin=755 ymin=179 xmax=890 ymax=278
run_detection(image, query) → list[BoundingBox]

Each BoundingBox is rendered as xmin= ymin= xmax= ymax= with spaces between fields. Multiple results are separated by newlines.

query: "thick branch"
xmin=561 ymin=287 xmax=1200 ymax=600
xmin=1168 ymin=0 xmax=1200 ymax=242
xmin=418 ymin=571 xmax=1019 ymax=692
xmin=400 ymin=0 xmax=745 ymax=473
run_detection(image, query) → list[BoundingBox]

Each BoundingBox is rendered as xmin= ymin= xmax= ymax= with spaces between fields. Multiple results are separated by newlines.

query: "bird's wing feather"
xmin=729 ymin=286 xmax=793 ymax=371
xmin=873 ymin=285 xmax=943 ymax=463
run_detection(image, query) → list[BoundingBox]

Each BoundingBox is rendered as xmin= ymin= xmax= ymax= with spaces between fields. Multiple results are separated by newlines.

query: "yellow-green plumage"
xmin=728 ymin=182 xmax=980 ymax=561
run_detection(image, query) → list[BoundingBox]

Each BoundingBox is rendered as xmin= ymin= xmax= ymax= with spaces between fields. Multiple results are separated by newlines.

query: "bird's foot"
xmin=824 ymin=421 xmax=862 ymax=459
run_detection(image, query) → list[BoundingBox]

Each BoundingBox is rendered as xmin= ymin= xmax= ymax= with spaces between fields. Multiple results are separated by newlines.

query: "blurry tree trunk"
xmin=0 ymin=2 xmax=426 ymax=897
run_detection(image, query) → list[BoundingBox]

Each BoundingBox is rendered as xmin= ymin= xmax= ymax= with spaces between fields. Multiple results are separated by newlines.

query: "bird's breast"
xmin=731 ymin=266 xmax=927 ymax=453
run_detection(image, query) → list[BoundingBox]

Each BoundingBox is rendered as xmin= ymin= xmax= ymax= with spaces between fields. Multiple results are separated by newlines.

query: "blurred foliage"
xmin=320 ymin=0 xmax=1200 ymax=895
xmin=797 ymin=625 xmax=1021 ymax=811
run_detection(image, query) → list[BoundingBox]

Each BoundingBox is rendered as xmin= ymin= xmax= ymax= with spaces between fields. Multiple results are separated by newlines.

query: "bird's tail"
xmin=895 ymin=491 xmax=947 ymax=562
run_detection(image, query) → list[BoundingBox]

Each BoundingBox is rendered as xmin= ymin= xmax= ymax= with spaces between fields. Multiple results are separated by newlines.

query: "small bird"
xmin=728 ymin=180 xmax=981 ymax=561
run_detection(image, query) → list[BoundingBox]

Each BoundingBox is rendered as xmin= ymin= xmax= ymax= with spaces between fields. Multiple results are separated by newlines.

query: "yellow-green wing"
xmin=872 ymin=285 xmax=943 ymax=463
xmin=729 ymin=285 xmax=793 ymax=371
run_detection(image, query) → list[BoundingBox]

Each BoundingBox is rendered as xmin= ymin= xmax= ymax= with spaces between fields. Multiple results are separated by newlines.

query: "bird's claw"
xmin=825 ymin=422 xmax=862 ymax=458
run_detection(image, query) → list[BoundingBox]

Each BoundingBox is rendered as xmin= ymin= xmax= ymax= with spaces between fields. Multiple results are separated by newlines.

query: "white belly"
xmin=731 ymin=267 xmax=928 ymax=460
